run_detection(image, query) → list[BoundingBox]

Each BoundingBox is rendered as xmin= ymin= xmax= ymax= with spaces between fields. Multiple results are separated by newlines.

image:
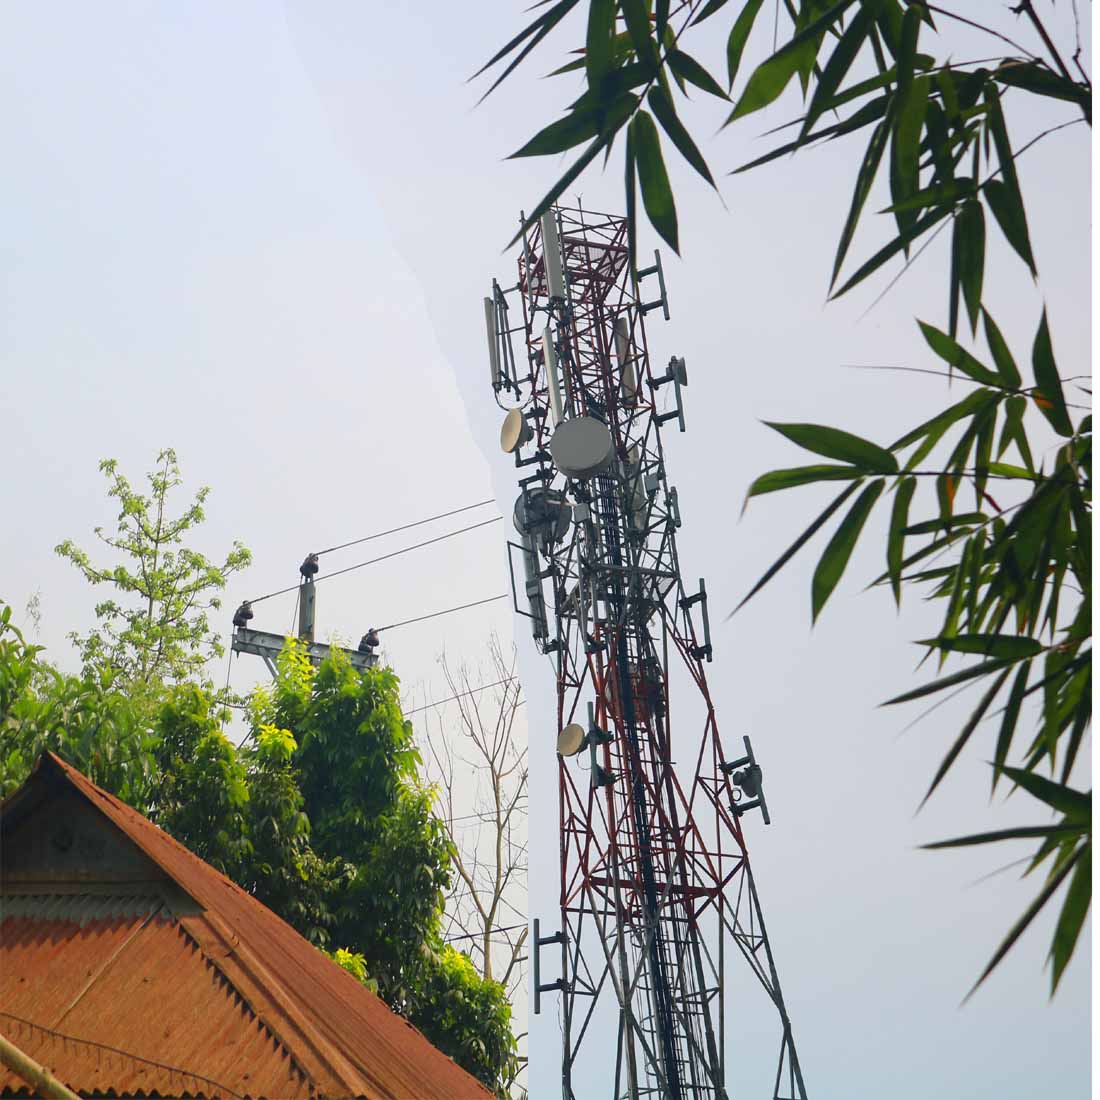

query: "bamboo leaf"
xmin=512 ymin=101 xmax=607 ymax=157
xmin=667 ymin=49 xmax=729 ymax=100
xmin=983 ymin=178 xmax=1037 ymax=277
xmin=997 ymin=765 xmax=1091 ymax=818
xmin=1050 ymin=844 xmax=1091 ymax=992
xmin=921 ymin=666 xmax=1012 ymax=805
xmin=726 ymin=0 xmax=767 ymax=88
xmin=727 ymin=0 xmax=857 ymax=122
xmin=630 ymin=111 xmax=679 ymax=253
xmin=982 ymin=310 xmax=1022 ymax=389
xmin=475 ymin=0 xmax=582 ymax=100
xmin=894 ymin=75 xmax=930 ymax=213
xmin=925 ymin=634 xmax=1045 ymax=660
xmin=923 ymin=825 xmax=1083 ymax=850
xmin=992 ymin=661 xmax=1031 ymax=791
xmin=694 ymin=0 xmax=734 ymax=25
xmin=903 ymin=513 xmax=986 ymax=536
xmin=765 ymin=422 xmax=897 ymax=473
xmin=1031 ymin=311 xmax=1073 ymax=437
xmin=832 ymin=202 xmax=952 ymax=298
xmin=966 ymin=847 xmax=1078 ymax=998
xmin=892 ymin=388 xmax=995 ymax=452
xmin=647 ymin=86 xmax=717 ymax=187
xmin=918 ymin=322 xmax=1003 ymax=387
xmin=507 ymin=137 xmax=608 ymax=248
xmin=732 ymin=481 xmax=864 ymax=614
xmin=585 ymin=0 xmax=616 ymax=87
xmin=954 ymin=200 xmax=985 ymax=334
xmin=621 ymin=0 xmax=661 ymax=72
xmin=887 ymin=475 xmax=916 ymax=605
xmin=800 ymin=5 xmax=872 ymax=140
xmin=745 ymin=464 xmax=864 ymax=499
xmin=880 ymin=177 xmax=976 ymax=214
xmin=996 ymin=59 xmax=1091 ymax=120
xmin=883 ymin=657 xmax=1013 ymax=706
xmin=998 ymin=394 xmax=1034 ymax=472
xmin=831 ymin=113 xmax=891 ymax=288
xmin=812 ymin=479 xmax=885 ymax=619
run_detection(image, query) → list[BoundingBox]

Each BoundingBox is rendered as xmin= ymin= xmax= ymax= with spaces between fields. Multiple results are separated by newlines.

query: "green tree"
xmin=55 ymin=448 xmax=251 ymax=693
xmin=0 ymin=606 xmax=158 ymax=806
xmin=479 ymin=2 xmax=1090 ymax=992
xmin=0 ymin=614 xmax=518 ymax=1094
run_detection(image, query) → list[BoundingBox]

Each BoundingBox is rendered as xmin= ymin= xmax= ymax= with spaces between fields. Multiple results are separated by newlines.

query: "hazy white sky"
xmin=0 ymin=3 xmax=1090 ymax=1096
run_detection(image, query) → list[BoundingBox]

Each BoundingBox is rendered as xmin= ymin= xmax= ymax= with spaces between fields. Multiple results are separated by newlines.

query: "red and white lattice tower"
xmin=486 ymin=206 xmax=807 ymax=1100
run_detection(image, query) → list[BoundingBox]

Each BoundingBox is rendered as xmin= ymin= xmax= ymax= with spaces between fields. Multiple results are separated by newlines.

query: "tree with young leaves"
xmin=56 ymin=448 xmax=252 ymax=693
xmin=477 ymin=1 xmax=1089 ymax=992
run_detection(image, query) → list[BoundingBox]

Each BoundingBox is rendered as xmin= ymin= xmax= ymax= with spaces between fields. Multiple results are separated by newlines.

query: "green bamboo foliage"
xmin=479 ymin=0 xmax=1091 ymax=993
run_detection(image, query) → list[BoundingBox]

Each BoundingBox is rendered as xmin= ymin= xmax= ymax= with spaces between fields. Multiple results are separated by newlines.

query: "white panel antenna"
xmin=540 ymin=209 xmax=567 ymax=301
xmin=614 ymin=316 xmax=638 ymax=404
xmin=542 ymin=327 xmax=565 ymax=426
xmin=485 ymin=296 xmax=501 ymax=389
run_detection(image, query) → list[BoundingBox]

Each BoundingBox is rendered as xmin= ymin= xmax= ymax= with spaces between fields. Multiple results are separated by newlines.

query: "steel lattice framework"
xmin=486 ymin=206 xmax=807 ymax=1100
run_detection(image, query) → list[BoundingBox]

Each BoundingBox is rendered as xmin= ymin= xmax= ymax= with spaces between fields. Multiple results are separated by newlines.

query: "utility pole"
xmin=231 ymin=553 xmax=379 ymax=678
xmin=485 ymin=206 xmax=807 ymax=1099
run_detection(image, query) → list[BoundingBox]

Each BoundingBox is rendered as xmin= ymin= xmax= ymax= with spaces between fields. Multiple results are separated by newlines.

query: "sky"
xmin=0 ymin=3 xmax=1091 ymax=1098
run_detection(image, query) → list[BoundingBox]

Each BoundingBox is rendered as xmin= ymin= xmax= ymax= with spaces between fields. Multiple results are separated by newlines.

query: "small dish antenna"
xmin=557 ymin=723 xmax=586 ymax=757
xmin=514 ymin=487 xmax=570 ymax=544
xmin=500 ymin=408 xmax=533 ymax=453
xmin=549 ymin=416 xmax=615 ymax=480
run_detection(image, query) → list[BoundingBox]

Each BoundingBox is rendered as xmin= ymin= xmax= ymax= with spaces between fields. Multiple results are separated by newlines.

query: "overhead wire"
xmin=377 ymin=594 xmax=509 ymax=633
xmin=315 ymin=498 xmax=497 ymax=557
xmin=445 ymin=922 xmax=527 ymax=944
xmin=247 ymin=516 xmax=502 ymax=605
xmin=402 ymin=677 xmax=519 ymax=716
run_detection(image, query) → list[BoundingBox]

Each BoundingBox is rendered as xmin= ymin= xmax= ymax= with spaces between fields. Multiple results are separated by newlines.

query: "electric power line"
xmin=403 ymin=677 xmax=519 ymax=715
xmin=377 ymin=594 xmax=509 ymax=632
xmin=445 ymin=922 xmax=527 ymax=944
xmin=248 ymin=516 xmax=502 ymax=605
xmin=315 ymin=498 xmax=496 ymax=556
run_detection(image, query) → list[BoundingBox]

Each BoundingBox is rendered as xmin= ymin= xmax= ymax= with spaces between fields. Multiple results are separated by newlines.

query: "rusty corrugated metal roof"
xmin=2 ymin=914 xmax=309 ymax=1098
xmin=0 ymin=753 xmax=494 ymax=1100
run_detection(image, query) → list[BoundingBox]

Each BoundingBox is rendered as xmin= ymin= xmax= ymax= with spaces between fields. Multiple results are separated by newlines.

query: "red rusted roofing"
xmin=2 ymin=915 xmax=310 ymax=1098
xmin=0 ymin=752 xmax=493 ymax=1100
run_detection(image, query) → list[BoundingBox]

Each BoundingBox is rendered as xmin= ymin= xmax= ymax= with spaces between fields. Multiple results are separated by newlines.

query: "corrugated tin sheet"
xmin=0 ymin=914 xmax=310 ymax=1098
xmin=0 ymin=892 xmax=161 ymax=923
xmin=0 ymin=753 xmax=493 ymax=1100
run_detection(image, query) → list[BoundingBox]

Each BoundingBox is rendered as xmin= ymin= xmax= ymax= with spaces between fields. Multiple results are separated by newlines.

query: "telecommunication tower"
xmin=485 ymin=206 xmax=807 ymax=1100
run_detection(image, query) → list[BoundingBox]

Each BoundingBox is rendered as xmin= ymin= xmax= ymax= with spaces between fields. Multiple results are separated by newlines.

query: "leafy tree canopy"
xmin=0 ymin=613 xmax=518 ymax=1094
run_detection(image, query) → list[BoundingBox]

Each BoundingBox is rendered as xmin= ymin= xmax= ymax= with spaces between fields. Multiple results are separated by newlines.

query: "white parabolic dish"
xmin=549 ymin=416 xmax=615 ymax=479
xmin=557 ymin=723 xmax=586 ymax=757
xmin=500 ymin=408 xmax=533 ymax=453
